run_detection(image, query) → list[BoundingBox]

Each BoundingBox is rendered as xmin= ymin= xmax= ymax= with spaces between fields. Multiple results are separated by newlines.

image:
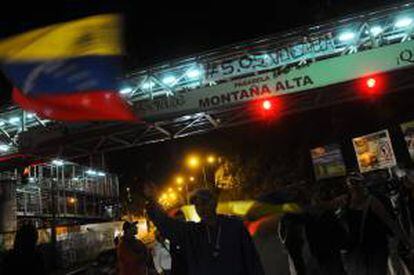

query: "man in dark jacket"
xmin=170 ymin=210 xmax=187 ymax=275
xmin=144 ymin=186 xmax=264 ymax=275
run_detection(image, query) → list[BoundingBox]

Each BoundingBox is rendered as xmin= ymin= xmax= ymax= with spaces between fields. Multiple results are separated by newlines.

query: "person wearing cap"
xmin=117 ymin=221 xmax=157 ymax=275
xmin=144 ymin=186 xmax=264 ymax=275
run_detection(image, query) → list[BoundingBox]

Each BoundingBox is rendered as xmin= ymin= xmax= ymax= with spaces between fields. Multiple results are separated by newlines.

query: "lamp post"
xmin=185 ymin=154 xmax=216 ymax=188
xmin=126 ymin=187 xmax=132 ymax=220
xmin=176 ymin=175 xmax=192 ymax=205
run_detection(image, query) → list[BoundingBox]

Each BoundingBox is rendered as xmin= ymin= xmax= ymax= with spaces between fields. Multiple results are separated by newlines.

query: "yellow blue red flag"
xmin=0 ymin=14 xmax=136 ymax=121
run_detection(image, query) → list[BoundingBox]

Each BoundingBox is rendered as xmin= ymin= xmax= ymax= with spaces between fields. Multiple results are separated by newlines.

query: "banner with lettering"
xmin=205 ymin=34 xmax=336 ymax=82
xmin=135 ymin=40 xmax=414 ymax=120
xmin=353 ymin=130 xmax=397 ymax=173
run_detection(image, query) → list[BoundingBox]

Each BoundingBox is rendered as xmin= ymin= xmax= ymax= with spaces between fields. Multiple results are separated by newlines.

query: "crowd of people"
xmin=4 ymin=167 xmax=414 ymax=274
xmin=279 ymin=167 xmax=414 ymax=275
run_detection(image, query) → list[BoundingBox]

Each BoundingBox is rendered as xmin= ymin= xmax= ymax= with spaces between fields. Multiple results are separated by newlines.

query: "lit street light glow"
xmin=189 ymin=176 xmax=195 ymax=182
xmin=169 ymin=192 xmax=177 ymax=200
xmin=120 ymin=87 xmax=133 ymax=94
xmin=338 ymin=31 xmax=355 ymax=42
xmin=162 ymin=75 xmax=176 ymax=85
xmin=186 ymin=68 xmax=201 ymax=79
xmin=52 ymin=159 xmax=64 ymax=166
xmin=207 ymin=155 xmax=216 ymax=164
xmin=142 ymin=81 xmax=155 ymax=90
xmin=0 ymin=145 xmax=9 ymax=152
xmin=176 ymin=176 xmax=184 ymax=185
xmin=370 ymin=26 xmax=383 ymax=36
xmin=160 ymin=193 xmax=168 ymax=200
xmin=187 ymin=155 xmax=200 ymax=169
xmin=8 ymin=117 xmax=20 ymax=124
xmin=86 ymin=169 xmax=97 ymax=176
xmin=395 ymin=18 xmax=412 ymax=28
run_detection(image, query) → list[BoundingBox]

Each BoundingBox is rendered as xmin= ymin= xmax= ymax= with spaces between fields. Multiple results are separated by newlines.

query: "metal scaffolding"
xmin=1 ymin=160 xmax=120 ymax=228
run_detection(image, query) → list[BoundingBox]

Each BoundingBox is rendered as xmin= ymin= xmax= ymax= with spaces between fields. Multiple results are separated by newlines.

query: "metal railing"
xmin=3 ymin=160 xmax=120 ymax=220
xmin=122 ymin=1 xmax=414 ymax=101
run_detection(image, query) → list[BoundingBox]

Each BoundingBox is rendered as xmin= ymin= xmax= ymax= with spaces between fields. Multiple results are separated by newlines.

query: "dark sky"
xmin=0 ymin=0 xmax=398 ymax=105
xmin=0 ymin=0 xmax=397 ymax=67
xmin=0 ymin=0 xmax=406 ymax=195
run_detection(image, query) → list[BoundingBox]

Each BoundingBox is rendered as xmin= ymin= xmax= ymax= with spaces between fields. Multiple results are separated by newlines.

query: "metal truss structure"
xmin=0 ymin=1 xmax=414 ymax=160
xmin=0 ymin=160 xmax=119 ymax=228
xmin=24 ymin=64 xmax=414 ymax=160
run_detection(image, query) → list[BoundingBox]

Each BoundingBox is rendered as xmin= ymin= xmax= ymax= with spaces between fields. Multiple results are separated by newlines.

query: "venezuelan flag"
xmin=0 ymin=14 xmax=136 ymax=121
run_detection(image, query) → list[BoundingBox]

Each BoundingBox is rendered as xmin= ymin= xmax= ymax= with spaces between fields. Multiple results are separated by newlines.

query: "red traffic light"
xmin=366 ymin=78 xmax=377 ymax=89
xmin=262 ymin=100 xmax=272 ymax=110
xmin=255 ymin=98 xmax=281 ymax=120
xmin=359 ymin=75 xmax=385 ymax=96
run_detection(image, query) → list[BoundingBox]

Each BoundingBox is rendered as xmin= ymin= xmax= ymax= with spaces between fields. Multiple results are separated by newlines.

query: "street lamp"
xmin=161 ymin=193 xmax=168 ymax=199
xmin=158 ymin=192 xmax=169 ymax=207
xmin=206 ymin=155 xmax=216 ymax=164
xmin=175 ymin=176 xmax=184 ymax=185
xmin=186 ymin=155 xmax=200 ymax=169
xmin=175 ymin=176 xmax=192 ymax=205
xmin=169 ymin=192 xmax=177 ymax=200
xmin=185 ymin=153 xmax=218 ymax=188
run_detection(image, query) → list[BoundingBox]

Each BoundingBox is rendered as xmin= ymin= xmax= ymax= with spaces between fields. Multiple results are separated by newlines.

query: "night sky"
xmin=0 ymin=0 xmax=397 ymax=66
xmin=0 ymin=0 xmax=397 ymax=96
xmin=0 ymin=0 xmax=407 ymax=199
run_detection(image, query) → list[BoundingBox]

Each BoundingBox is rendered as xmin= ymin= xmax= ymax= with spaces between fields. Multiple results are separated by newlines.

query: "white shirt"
xmin=152 ymin=240 xmax=172 ymax=273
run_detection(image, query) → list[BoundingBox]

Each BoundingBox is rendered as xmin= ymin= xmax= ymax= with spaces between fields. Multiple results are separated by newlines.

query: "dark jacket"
xmin=2 ymin=248 xmax=46 ymax=275
xmin=147 ymin=202 xmax=265 ymax=275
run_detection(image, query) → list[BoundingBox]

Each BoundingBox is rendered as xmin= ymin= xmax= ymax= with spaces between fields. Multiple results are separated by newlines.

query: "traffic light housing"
xmin=262 ymin=100 xmax=272 ymax=111
xmin=358 ymin=75 xmax=385 ymax=96
xmin=254 ymin=98 xmax=281 ymax=120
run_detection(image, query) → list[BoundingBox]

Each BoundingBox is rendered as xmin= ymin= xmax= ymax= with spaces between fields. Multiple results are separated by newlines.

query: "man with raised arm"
xmin=144 ymin=186 xmax=265 ymax=275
